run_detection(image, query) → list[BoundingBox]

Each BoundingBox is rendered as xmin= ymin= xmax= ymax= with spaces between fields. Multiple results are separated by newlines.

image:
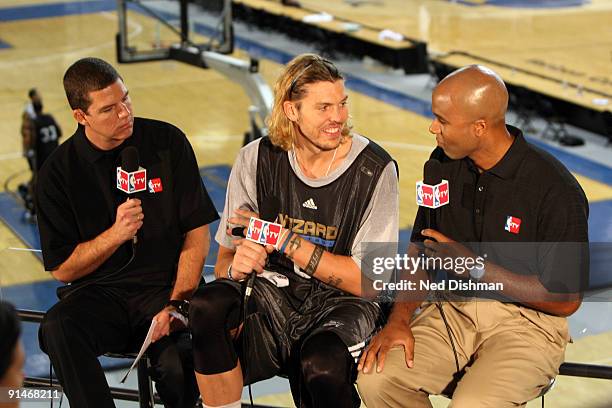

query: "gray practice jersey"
xmin=216 ymin=134 xmax=399 ymax=269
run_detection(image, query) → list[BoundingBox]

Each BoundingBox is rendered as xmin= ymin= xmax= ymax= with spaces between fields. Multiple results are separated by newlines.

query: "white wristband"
xmin=227 ymin=264 xmax=234 ymax=281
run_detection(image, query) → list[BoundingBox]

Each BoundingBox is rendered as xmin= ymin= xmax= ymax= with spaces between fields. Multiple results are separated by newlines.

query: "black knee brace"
xmin=189 ymin=283 xmax=242 ymax=374
xmin=293 ymin=331 xmax=359 ymax=408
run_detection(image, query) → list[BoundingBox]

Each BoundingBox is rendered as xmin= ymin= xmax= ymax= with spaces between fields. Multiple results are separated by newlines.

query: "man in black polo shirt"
xmin=35 ymin=57 xmax=219 ymax=408
xmin=357 ymin=65 xmax=589 ymax=407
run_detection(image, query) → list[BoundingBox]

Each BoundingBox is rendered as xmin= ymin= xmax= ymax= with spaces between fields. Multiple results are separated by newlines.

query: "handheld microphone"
xmin=423 ymin=159 xmax=443 ymax=231
xmin=421 ymin=160 xmax=461 ymax=374
xmin=416 ymin=159 xmax=449 ymax=214
xmin=229 ymin=198 xmax=280 ymax=303
xmin=418 ymin=160 xmax=449 ymax=280
xmin=121 ymin=146 xmax=139 ymax=172
xmin=117 ymin=147 xmax=146 ymax=244
xmin=117 ymin=147 xmax=147 ymax=194
xmin=236 ymin=197 xmax=279 ymax=405
xmin=246 ymin=197 xmax=280 ymax=300
xmin=424 ymin=159 xmax=442 ymax=185
xmin=231 ymin=226 xmax=246 ymax=238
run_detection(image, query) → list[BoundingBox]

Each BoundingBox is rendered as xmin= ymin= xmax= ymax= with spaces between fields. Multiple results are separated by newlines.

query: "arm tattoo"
xmin=304 ymin=245 xmax=324 ymax=276
xmin=285 ymin=234 xmax=302 ymax=260
xmin=327 ymin=273 xmax=342 ymax=288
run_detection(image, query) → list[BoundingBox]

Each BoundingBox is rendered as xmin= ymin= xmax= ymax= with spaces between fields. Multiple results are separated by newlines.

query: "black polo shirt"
xmin=411 ymin=125 xmax=589 ymax=294
xmin=36 ymin=117 xmax=219 ymax=287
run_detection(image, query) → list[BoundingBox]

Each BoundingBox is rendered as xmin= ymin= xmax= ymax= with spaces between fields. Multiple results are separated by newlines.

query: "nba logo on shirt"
xmin=505 ymin=216 xmax=521 ymax=234
xmin=148 ymin=178 xmax=163 ymax=193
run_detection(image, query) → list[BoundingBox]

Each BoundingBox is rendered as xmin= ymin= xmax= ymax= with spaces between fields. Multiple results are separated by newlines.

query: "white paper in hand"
xmin=120 ymin=319 xmax=157 ymax=383
xmin=169 ymin=310 xmax=188 ymax=328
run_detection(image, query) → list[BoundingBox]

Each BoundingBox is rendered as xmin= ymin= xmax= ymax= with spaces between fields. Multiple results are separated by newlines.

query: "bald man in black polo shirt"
xmin=357 ymin=65 xmax=589 ymax=407
xmin=35 ymin=58 xmax=219 ymax=408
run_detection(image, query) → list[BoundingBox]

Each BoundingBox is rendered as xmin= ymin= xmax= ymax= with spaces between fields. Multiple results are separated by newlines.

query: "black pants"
xmin=39 ymin=284 xmax=198 ymax=408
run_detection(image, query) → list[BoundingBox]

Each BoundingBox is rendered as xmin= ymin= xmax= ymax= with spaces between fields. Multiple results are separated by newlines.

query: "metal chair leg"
xmin=137 ymin=355 xmax=155 ymax=408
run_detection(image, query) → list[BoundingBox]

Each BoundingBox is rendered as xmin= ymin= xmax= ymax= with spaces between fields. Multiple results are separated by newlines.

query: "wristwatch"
xmin=469 ymin=264 xmax=486 ymax=281
xmin=166 ymin=299 xmax=190 ymax=319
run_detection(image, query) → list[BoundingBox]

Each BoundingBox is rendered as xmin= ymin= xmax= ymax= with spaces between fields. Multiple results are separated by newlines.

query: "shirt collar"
xmin=73 ymin=124 xmax=134 ymax=163
xmin=486 ymin=125 xmax=527 ymax=179
xmin=464 ymin=125 xmax=527 ymax=180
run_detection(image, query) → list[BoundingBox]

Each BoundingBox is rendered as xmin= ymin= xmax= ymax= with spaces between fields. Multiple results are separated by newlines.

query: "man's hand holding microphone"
xmin=109 ymin=198 xmax=143 ymax=246
xmin=227 ymin=208 xmax=277 ymax=281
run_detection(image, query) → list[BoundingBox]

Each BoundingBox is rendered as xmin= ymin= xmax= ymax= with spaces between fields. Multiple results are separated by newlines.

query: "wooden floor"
xmin=0 ymin=1 xmax=610 ymax=407
xmin=291 ymin=0 xmax=612 ymax=110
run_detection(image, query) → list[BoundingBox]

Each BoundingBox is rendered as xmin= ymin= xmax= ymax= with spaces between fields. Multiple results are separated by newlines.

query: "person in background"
xmin=19 ymin=88 xmax=42 ymax=218
xmin=23 ymin=99 xmax=62 ymax=219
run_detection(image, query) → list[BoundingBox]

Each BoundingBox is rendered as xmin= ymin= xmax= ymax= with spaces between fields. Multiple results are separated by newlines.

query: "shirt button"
xmin=475 ymin=208 xmax=481 ymax=214
xmin=478 ymin=186 xmax=484 ymax=192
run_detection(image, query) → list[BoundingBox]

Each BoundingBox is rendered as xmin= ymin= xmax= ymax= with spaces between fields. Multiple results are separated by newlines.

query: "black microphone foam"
xmin=229 ymin=196 xmax=280 ymax=239
xmin=121 ymin=146 xmax=139 ymax=172
xmin=423 ymin=159 xmax=442 ymax=185
xmin=259 ymin=196 xmax=280 ymax=223
xmin=231 ymin=226 xmax=246 ymax=238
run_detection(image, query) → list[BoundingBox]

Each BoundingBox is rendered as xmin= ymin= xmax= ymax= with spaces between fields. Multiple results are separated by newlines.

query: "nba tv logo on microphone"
xmin=246 ymin=217 xmax=282 ymax=247
xmin=117 ymin=167 xmax=147 ymax=194
xmin=416 ymin=180 xmax=449 ymax=209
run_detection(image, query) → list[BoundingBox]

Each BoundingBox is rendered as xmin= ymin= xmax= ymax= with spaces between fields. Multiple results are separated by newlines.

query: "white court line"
xmin=7 ymin=247 xmax=216 ymax=270
xmin=378 ymin=141 xmax=434 ymax=152
xmin=590 ymin=357 xmax=612 ymax=365
xmin=0 ymin=152 xmax=23 ymax=161
xmin=190 ymin=134 xmax=245 ymax=144
xmin=593 ymin=357 xmax=612 ymax=365
xmin=0 ymin=12 xmax=143 ymax=68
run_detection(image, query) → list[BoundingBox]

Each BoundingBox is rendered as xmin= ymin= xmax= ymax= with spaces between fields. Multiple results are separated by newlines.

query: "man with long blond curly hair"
xmin=190 ymin=54 xmax=399 ymax=408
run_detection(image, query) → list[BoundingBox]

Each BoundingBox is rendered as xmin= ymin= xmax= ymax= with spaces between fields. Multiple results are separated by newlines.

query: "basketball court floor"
xmin=0 ymin=0 xmax=610 ymax=406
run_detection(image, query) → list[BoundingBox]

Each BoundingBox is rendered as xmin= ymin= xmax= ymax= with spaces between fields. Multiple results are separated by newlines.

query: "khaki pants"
xmin=357 ymin=301 xmax=569 ymax=408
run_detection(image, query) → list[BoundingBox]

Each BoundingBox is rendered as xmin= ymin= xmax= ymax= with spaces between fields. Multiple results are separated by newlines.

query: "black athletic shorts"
xmin=212 ymin=273 xmax=383 ymax=384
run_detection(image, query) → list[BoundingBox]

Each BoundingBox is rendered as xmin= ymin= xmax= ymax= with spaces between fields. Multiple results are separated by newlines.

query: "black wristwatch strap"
xmin=166 ymin=299 xmax=190 ymax=319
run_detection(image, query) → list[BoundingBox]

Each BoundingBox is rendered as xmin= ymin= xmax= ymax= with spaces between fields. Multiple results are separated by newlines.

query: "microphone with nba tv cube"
xmin=416 ymin=159 xmax=449 ymax=233
xmin=233 ymin=198 xmax=280 ymax=304
xmin=117 ymin=146 xmax=146 ymax=244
